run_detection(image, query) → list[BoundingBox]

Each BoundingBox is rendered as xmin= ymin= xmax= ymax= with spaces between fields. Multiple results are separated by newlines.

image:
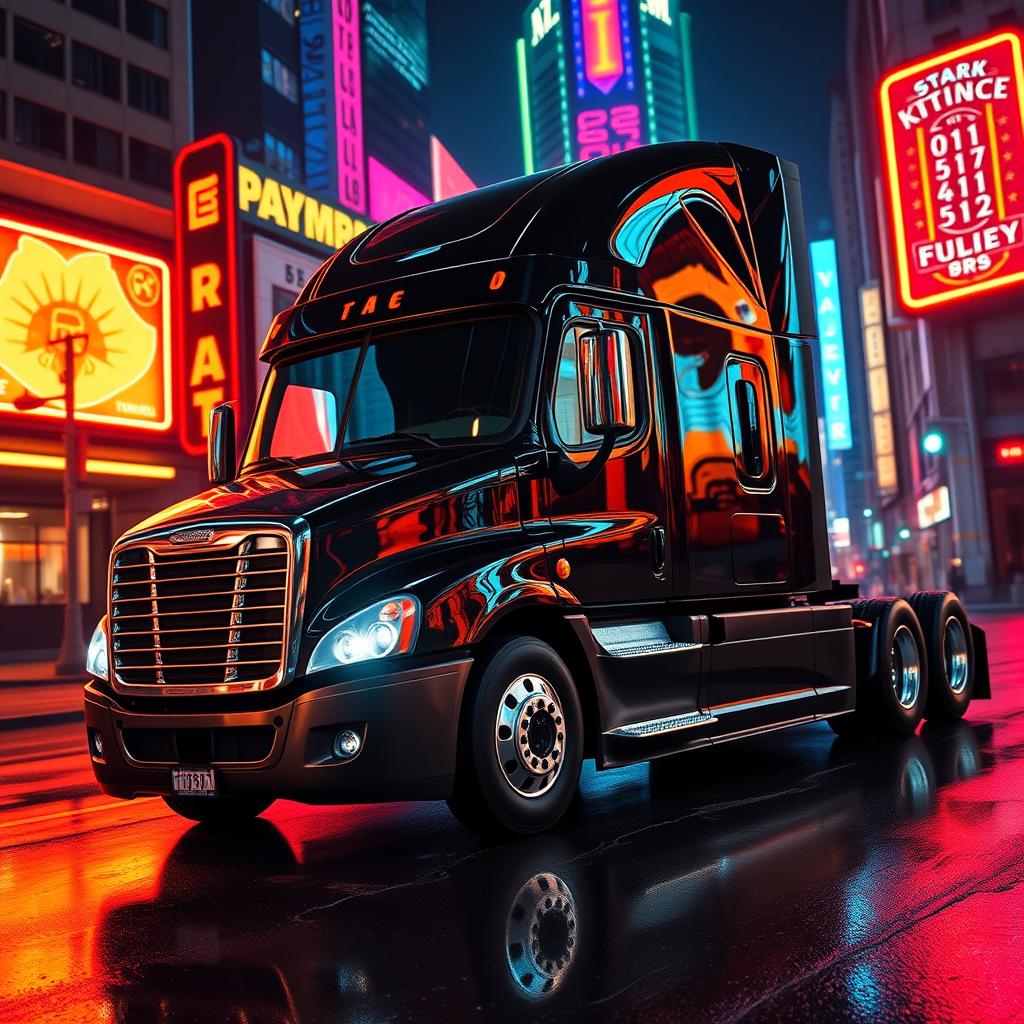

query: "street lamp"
xmin=13 ymin=331 xmax=89 ymax=675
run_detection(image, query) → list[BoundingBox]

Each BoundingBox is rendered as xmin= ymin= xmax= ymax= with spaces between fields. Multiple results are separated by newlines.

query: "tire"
xmin=162 ymin=794 xmax=274 ymax=826
xmin=850 ymin=598 xmax=929 ymax=735
xmin=447 ymin=636 xmax=584 ymax=836
xmin=907 ymin=590 xmax=974 ymax=722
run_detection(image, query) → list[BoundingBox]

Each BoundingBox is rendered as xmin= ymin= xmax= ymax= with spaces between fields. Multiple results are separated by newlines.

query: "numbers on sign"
xmin=284 ymin=263 xmax=307 ymax=287
xmin=926 ymin=115 xmax=996 ymax=232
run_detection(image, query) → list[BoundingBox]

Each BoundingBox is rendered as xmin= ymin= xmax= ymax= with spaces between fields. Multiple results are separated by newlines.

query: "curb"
xmin=0 ymin=709 xmax=84 ymax=732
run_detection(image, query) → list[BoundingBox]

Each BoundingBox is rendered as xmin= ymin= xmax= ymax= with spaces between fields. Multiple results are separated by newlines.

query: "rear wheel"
xmin=832 ymin=598 xmax=928 ymax=736
xmin=907 ymin=590 xmax=974 ymax=722
xmin=162 ymin=794 xmax=274 ymax=826
xmin=447 ymin=636 xmax=584 ymax=836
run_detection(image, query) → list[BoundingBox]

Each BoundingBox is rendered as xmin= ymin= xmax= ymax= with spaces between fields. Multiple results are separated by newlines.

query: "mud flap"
xmin=970 ymin=623 xmax=991 ymax=699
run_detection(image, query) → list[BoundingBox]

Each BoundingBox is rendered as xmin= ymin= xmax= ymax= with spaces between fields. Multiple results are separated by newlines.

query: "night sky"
xmin=427 ymin=0 xmax=848 ymax=240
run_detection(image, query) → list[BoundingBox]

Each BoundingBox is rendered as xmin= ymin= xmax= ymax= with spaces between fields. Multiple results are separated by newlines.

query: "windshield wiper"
xmin=346 ymin=430 xmax=443 ymax=449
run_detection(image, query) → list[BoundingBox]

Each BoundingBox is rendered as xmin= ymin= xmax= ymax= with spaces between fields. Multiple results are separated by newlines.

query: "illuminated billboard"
xmin=519 ymin=0 xmax=696 ymax=173
xmin=0 ymin=217 xmax=170 ymax=431
xmin=572 ymin=0 xmax=643 ymax=160
xmin=880 ymin=31 xmax=1024 ymax=311
xmin=810 ymin=239 xmax=852 ymax=451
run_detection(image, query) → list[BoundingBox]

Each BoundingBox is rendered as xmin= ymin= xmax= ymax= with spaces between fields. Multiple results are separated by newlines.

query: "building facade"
xmin=517 ymin=0 xmax=698 ymax=173
xmin=0 ymin=0 xmax=200 ymax=656
xmin=832 ymin=0 xmax=1024 ymax=603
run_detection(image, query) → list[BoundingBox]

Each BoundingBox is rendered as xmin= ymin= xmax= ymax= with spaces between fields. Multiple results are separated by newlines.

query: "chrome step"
xmin=592 ymin=621 xmax=701 ymax=658
xmin=605 ymin=710 xmax=717 ymax=738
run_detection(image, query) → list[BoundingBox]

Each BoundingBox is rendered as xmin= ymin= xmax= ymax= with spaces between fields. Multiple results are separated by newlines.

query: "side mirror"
xmin=208 ymin=403 xmax=236 ymax=484
xmin=578 ymin=328 xmax=636 ymax=435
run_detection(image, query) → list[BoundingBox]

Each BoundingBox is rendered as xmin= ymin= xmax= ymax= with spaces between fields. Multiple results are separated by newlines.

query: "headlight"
xmin=86 ymin=616 xmax=109 ymax=680
xmin=307 ymin=596 xmax=419 ymax=674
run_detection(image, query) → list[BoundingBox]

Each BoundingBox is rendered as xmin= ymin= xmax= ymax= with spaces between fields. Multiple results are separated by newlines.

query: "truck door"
xmin=666 ymin=310 xmax=790 ymax=596
xmin=543 ymin=302 xmax=672 ymax=606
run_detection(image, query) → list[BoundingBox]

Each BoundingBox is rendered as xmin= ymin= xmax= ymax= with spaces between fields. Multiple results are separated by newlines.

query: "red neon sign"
xmin=880 ymin=31 xmax=1024 ymax=311
xmin=173 ymin=134 xmax=241 ymax=456
xmin=996 ymin=439 xmax=1024 ymax=463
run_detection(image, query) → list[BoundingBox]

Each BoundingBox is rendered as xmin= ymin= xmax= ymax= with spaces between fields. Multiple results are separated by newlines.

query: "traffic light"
xmin=921 ymin=424 xmax=947 ymax=456
xmin=898 ymin=526 xmax=912 ymax=541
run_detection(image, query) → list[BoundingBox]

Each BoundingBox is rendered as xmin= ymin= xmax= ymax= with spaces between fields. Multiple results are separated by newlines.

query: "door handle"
xmin=650 ymin=526 xmax=666 ymax=575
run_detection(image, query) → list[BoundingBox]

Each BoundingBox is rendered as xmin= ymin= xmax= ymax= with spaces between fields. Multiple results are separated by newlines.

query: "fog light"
xmin=332 ymin=729 xmax=362 ymax=760
xmin=90 ymin=729 xmax=104 ymax=757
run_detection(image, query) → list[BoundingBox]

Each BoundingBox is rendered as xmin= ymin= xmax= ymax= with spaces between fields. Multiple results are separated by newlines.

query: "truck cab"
xmin=84 ymin=142 xmax=989 ymax=834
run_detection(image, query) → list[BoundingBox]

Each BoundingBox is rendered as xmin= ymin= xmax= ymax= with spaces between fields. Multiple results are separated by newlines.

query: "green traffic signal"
xmin=922 ymin=428 xmax=947 ymax=456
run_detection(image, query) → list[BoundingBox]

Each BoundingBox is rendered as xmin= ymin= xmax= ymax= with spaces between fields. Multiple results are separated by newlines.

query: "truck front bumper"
xmin=85 ymin=656 xmax=473 ymax=804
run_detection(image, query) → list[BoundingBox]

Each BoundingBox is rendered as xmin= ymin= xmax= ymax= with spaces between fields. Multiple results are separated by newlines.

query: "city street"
xmin=0 ymin=610 xmax=1020 ymax=1024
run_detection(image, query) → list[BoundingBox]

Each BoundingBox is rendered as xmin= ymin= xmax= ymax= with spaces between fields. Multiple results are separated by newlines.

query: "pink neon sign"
xmin=581 ymin=0 xmax=624 ymax=94
xmin=334 ymin=0 xmax=366 ymax=214
xmin=368 ymin=157 xmax=431 ymax=222
xmin=576 ymin=103 xmax=641 ymax=160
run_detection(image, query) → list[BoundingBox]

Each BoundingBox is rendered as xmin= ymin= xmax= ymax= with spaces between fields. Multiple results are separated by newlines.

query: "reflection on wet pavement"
xmin=1 ymin=612 xmax=1023 ymax=1023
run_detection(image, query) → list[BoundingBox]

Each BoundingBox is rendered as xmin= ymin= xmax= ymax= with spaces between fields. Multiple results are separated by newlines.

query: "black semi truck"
xmin=84 ymin=141 xmax=990 ymax=834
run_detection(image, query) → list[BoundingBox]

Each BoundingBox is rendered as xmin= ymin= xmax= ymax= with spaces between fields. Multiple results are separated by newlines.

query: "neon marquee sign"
xmin=880 ymin=31 xmax=1024 ymax=311
xmin=571 ymin=0 xmax=642 ymax=160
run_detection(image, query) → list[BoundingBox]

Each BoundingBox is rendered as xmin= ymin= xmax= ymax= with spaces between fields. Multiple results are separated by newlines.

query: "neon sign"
xmin=174 ymin=134 xmax=240 ymax=456
xmin=860 ymin=284 xmax=898 ymax=493
xmin=368 ymin=157 xmax=430 ymax=222
xmin=529 ymin=0 xmax=560 ymax=46
xmin=810 ymin=239 xmax=852 ymax=451
xmin=581 ymin=0 xmax=624 ymax=93
xmin=334 ymin=0 xmax=366 ymax=213
xmin=0 ymin=217 xmax=170 ymax=432
xmin=237 ymin=163 xmax=368 ymax=252
xmin=880 ymin=31 xmax=1024 ymax=311
xmin=571 ymin=0 xmax=642 ymax=160
xmin=996 ymin=438 xmax=1024 ymax=463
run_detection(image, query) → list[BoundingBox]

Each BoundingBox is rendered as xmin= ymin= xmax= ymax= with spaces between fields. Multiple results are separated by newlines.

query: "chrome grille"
xmin=109 ymin=529 xmax=292 ymax=693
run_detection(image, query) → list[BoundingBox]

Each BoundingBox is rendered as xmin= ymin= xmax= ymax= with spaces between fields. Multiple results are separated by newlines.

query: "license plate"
xmin=171 ymin=766 xmax=218 ymax=798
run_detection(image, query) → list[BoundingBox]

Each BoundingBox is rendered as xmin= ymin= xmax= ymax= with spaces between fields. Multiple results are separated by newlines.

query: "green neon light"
xmin=555 ymin=30 xmax=571 ymax=163
xmin=516 ymin=38 xmax=535 ymax=175
xmin=638 ymin=1 xmax=657 ymax=143
xmin=679 ymin=11 xmax=698 ymax=139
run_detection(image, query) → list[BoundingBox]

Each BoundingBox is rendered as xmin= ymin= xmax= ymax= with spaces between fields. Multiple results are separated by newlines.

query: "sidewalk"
xmin=0 ymin=662 xmax=85 ymax=731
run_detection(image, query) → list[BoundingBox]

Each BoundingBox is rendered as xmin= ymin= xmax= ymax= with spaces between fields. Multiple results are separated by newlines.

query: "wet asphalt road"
xmin=1 ymin=611 xmax=1022 ymax=1024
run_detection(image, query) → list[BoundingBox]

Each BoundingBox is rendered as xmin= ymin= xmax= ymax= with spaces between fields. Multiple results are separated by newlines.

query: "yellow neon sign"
xmin=0 ymin=217 xmax=171 ymax=431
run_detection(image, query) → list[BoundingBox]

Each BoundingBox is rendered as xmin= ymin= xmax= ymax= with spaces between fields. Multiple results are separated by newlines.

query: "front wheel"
xmin=162 ymin=794 xmax=274 ymax=826
xmin=447 ymin=637 xmax=584 ymax=836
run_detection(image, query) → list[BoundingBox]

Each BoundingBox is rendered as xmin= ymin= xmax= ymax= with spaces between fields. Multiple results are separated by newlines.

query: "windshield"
xmin=242 ymin=317 xmax=532 ymax=468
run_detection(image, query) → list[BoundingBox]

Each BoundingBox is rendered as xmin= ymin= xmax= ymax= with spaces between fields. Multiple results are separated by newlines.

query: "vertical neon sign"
xmin=334 ymin=0 xmax=366 ymax=214
xmin=571 ymin=0 xmax=641 ymax=160
xmin=809 ymin=239 xmax=853 ymax=452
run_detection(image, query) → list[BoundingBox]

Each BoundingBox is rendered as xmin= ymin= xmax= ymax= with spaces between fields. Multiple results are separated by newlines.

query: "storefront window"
xmin=982 ymin=354 xmax=1024 ymax=416
xmin=0 ymin=508 xmax=89 ymax=605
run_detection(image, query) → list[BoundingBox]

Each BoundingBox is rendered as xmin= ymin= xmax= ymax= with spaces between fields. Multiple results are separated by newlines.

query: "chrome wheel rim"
xmin=495 ymin=674 xmax=565 ymax=798
xmin=943 ymin=616 xmax=969 ymax=694
xmin=890 ymin=624 xmax=921 ymax=710
xmin=505 ymin=871 xmax=578 ymax=999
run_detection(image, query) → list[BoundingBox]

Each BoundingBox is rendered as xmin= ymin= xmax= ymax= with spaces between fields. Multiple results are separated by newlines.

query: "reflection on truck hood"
xmin=123 ymin=447 xmax=517 ymax=539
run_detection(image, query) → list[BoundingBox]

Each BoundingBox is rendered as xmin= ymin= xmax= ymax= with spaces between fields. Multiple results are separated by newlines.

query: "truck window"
xmin=243 ymin=318 xmax=532 ymax=467
xmin=726 ymin=358 xmax=773 ymax=487
xmin=552 ymin=322 xmax=643 ymax=448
